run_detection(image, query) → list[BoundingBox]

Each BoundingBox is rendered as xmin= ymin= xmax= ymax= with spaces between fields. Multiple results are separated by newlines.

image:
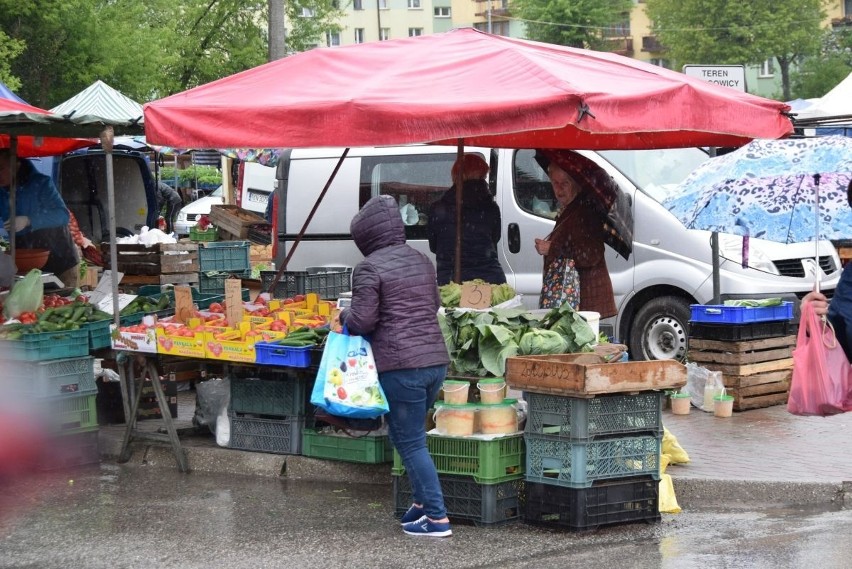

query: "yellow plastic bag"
xmin=662 ymin=427 xmax=690 ymax=464
xmin=659 ymin=473 xmax=682 ymax=514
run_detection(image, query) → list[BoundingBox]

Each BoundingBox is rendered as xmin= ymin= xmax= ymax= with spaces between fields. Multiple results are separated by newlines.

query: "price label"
xmin=173 ymin=286 xmax=194 ymax=323
xmin=225 ymin=278 xmax=243 ymax=327
xmin=96 ymin=293 xmax=137 ymax=315
xmin=460 ymin=282 xmax=492 ymax=309
xmin=87 ymin=270 xmax=124 ymax=306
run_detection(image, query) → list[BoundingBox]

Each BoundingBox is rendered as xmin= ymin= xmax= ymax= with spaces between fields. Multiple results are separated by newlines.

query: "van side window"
xmin=359 ymin=154 xmax=456 ymax=240
xmin=512 ymin=149 xmax=557 ymax=219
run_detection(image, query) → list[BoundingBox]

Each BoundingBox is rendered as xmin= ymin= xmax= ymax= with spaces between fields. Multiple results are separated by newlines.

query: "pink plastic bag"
xmin=788 ymin=301 xmax=852 ymax=416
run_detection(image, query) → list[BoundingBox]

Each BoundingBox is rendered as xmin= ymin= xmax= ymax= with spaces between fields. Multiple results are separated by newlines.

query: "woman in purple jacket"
xmin=339 ymin=195 xmax=452 ymax=537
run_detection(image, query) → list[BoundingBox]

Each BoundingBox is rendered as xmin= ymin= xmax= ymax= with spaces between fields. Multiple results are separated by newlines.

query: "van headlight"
xmin=177 ymin=212 xmax=187 ymax=222
xmin=718 ymin=234 xmax=780 ymax=275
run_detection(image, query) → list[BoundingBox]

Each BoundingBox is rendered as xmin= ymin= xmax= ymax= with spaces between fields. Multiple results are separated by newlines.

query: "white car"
xmin=174 ymin=185 xmax=223 ymax=236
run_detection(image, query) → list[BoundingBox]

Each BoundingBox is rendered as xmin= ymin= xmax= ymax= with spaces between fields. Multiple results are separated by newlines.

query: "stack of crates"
xmin=687 ymin=302 xmax=795 ymax=411
xmin=391 ymin=433 xmax=525 ymax=527
xmin=227 ymin=369 xmax=310 ymax=455
xmin=521 ymin=390 xmax=664 ymax=531
xmin=198 ymin=241 xmax=252 ymax=296
xmin=2 ymin=331 xmax=100 ymax=470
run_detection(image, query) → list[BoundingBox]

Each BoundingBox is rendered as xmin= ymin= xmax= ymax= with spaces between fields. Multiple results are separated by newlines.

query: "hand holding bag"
xmin=311 ymin=327 xmax=389 ymax=419
xmin=788 ymin=301 xmax=852 ymax=416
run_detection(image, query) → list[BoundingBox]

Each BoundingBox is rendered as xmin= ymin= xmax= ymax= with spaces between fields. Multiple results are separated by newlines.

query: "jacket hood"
xmin=351 ymin=195 xmax=406 ymax=256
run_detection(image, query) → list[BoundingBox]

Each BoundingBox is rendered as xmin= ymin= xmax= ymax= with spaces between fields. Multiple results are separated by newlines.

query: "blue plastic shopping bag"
xmin=311 ymin=329 xmax=389 ymax=419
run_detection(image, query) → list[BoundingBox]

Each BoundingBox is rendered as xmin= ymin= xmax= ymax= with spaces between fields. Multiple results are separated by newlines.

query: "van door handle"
xmin=508 ymin=223 xmax=520 ymax=254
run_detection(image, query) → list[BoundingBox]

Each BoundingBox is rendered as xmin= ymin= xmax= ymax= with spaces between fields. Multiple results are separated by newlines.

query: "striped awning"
xmin=50 ymin=80 xmax=144 ymax=133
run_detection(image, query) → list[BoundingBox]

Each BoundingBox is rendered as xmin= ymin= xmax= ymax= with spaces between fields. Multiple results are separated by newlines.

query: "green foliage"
xmin=0 ymin=0 xmax=344 ymax=106
xmin=159 ymin=165 xmax=221 ymax=187
xmin=791 ymin=28 xmax=852 ymax=99
xmin=644 ymin=0 xmax=825 ymax=100
xmin=512 ymin=0 xmax=632 ymax=49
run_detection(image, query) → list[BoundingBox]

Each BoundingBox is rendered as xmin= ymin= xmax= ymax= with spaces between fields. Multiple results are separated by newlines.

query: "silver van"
xmin=271 ymin=145 xmax=841 ymax=361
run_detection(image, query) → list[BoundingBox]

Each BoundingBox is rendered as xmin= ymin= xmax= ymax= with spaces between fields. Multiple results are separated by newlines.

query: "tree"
xmin=511 ymin=0 xmax=633 ymax=50
xmin=644 ymin=0 xmax=826 ymax=100
xmin=282 ymin=0 xmax=345 ymax=54
xmin=791 ymin=27 xmax=852 ymax=99
xmin=0 ymin=31 xmax=24 ymax=92
xmin=269 ymin=0 xmax=287 ymax=61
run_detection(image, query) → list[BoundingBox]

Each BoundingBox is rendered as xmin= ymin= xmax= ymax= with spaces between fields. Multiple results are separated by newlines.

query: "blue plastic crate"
xmin=524 ymin=432 xmax=661 ymax=488
xmin=198 ymin=241 xmax=251 ymax=272
xmin=525 ymin=391 xmax=664 ymax=440
xmin=254 ymin=343 xmax=313 ymax=367
xmin=689 ymin=302 xmax=793 ymax=324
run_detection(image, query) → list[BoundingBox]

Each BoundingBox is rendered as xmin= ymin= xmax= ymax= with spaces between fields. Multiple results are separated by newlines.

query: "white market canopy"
xmin=793 ymin=71 xmax=852 ymax=126
xmin=50 ymin=80 xmax=144 ymax=133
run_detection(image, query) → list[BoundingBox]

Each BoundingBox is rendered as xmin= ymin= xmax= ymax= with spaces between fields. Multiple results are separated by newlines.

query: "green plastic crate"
xmin=0 ymin=328 xmax=90 ymax=361
xmin=198 ymin=241 xmax=251 ymax=272
xmin=85 ymin=319 xmax=113 ymax=350
xmin=44 ymin=391 xmax=99 ymax=434
xmin=302 ymin=428 xmax=393 ymax=464
xmin=392 ymin=433 xmax=524 ymax=484
xmin=199 ymin=270 xmax=252 ymax=296
xmin=190 ymin=226 xmax=218 ymax=242
xmin=5 ymin=356 xmax=95 ymax=398
xmin=230 ymin=376 xmax=308 ymax=417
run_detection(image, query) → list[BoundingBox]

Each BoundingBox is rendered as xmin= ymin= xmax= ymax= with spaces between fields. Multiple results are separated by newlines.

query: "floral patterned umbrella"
xmin=664 ymin=136 xmax=852 ymax=243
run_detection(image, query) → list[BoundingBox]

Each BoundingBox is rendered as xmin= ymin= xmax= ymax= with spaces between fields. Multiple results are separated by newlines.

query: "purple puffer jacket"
xmin=341 ymin=195 xmax=450 ymax=373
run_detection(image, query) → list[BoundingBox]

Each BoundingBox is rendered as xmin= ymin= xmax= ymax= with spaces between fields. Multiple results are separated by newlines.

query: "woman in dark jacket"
xmin=340 ymin=195 xmax=452 ymax=537
xmin=427 ymin=154 xmax=506 ymax=286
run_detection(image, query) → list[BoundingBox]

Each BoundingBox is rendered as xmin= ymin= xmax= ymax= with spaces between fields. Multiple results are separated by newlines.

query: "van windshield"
xmin=598 ymin=148 xmax=711 ymax=203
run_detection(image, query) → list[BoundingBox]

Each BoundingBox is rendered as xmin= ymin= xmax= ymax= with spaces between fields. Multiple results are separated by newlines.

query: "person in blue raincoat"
xmin=0 ymin=149 xmax=78 ymax=286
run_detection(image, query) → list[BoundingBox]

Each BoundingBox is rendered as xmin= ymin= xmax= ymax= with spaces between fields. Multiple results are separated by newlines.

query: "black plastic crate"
xmin=260 ymin=267 xmax=352 ymax=299
xmin=228 ymin=412 xmax=305 ymax=455
xmin=230 ymin=375 xmax=309 ymax=417
xmin=37 ymin=427 xmax=100 ymax=471
xmin=688 ymin=320 xmax=793 ymax=341
xmin=522 ymin=477 xmax=660 ymax=531
xmin=393 ymin=473 xmax=522 ymax=527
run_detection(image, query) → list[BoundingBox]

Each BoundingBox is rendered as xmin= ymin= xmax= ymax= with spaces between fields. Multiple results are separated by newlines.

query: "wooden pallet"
xmin=688 ymin=335 xmax=794 ymax=411
xmin=102 ymin=242 xmax=200 ymax=275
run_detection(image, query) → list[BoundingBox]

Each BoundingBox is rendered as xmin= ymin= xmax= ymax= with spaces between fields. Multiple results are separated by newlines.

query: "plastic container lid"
xmin=478 ymin=398 xmax=517 ymax=407
xmin=443 ymin=380 xmax=469 ymax=387
xmin=477 ymin=377 xmax=505 ymax=384
xmin=434 ymin=401 xmax=479 ymax=409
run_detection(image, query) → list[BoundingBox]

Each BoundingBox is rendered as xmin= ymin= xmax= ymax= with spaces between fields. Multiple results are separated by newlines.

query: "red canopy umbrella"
xmin=0 ymin=98 xmax=93 ymax=157
xmin=144 ymin=28 xmax=792 ymax=150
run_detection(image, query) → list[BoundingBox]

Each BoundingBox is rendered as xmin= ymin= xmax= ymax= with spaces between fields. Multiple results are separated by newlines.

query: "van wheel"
xmin=628 ymin=296 xmax=690 ymax=361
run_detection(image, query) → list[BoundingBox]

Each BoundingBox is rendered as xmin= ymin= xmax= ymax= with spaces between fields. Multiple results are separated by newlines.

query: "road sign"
xmin=683 ymin=65 xmax=746 ymax=92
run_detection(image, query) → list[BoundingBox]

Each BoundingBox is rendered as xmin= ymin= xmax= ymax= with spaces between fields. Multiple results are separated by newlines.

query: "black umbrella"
xmin=534 ymin=149 xmax=633 ymax=259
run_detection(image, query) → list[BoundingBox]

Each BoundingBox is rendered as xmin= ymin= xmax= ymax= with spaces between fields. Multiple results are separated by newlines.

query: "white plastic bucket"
xmin=442 ymin=380 xmax=469 ymax=404
xmin=477 ymin=378 xmax=506 ymax=404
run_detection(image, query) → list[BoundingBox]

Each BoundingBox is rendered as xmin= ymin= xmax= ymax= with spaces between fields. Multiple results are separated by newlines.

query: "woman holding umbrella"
xmin=534 ymin=150 xmax=618 ymax=318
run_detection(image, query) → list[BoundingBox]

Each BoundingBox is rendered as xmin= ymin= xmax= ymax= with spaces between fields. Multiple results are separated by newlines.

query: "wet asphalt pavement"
xmin=1 ymin=463 xmax=851 ymax=569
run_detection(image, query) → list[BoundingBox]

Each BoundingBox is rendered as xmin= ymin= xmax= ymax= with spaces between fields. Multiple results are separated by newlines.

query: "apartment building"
xmin=321 ymin=0 xmax=851 ymax=99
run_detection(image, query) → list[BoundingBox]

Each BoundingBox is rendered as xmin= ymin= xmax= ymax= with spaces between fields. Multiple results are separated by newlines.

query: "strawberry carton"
xmin=155 ymin=318 xmax=212 ymax=358
xmin=110 ymin=316 xmax=158 ymax=353
xmin=204 ymin=322 xmax=286 ymax=363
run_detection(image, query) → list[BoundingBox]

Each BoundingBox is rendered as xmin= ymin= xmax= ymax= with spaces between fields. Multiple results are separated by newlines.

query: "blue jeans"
xmin=379 ymin=364 xmax=448 ymax=520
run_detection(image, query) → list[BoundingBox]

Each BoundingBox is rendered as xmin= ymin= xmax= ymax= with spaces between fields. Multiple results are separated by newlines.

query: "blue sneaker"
xmin=400 ymin=504 xmax=425 ymax=525
xmin=402 ymin=515 xmax=452 ymax=537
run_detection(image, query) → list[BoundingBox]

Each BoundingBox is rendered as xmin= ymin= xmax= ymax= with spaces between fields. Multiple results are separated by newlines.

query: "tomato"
xmin=269 ymin=320 xmax=288 ymax=332
xmin=337 ymin=387 xmax=347 ymax=400
xmin=293 ymin=295 xmax=306 ymax=302
xmin=281 ymin=298 xmax=295 ymax=305
xmin=208 ymin=302 xmax=224 ymax=313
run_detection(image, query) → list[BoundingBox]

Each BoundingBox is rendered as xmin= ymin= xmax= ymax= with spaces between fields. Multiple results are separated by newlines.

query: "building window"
xmin=649 ymin=58 xmax=670 ymax=69
xmin=409 ymin=28 xmax=423 ymax=37
xmin=355 ymin=28 xmax=365 ymax=44
xmin=327 ymin=32 xmax=340 ymax=47
xmin=759 ymin=59 xmax=775 ymax=77
xmin=353 ymin=0 xmax=363 ymax=9
xmin=408 ymin=0 xmax=421 ymax=8
xmin=378 ymin=0 xmax=388 ymax=8
xmin=380 ymin=28 xmax=390 ymax=41
xmin=434 ymin=7 xmax=450 ymax=17
xmin=602 ymin=17 xmax=630 ymax=38
xmin=846 ymin=0 xmax=852 ymax=16
xmin=300 ymin=7 xmax=315 ymax=17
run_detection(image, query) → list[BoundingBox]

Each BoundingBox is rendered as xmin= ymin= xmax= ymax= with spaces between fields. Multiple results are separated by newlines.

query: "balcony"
xmin=831 ymin=15 xmax=852 ymax=29
xmin=601 ymin=37 xmax=633 ymax=56
xmin=642 ymin=35 xmax=666 ymax=52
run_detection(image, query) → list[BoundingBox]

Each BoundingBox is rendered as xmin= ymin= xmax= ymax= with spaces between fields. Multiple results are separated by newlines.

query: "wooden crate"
xmin=688 ymin=335 xmax=795 ymax=411
xmin=102 ymin=242 xmax=199 ymax=276
xmin=209 ymin=205 xmax=265 ymax=239
xmin=505 ymin=352 xmax=686 ymax=397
